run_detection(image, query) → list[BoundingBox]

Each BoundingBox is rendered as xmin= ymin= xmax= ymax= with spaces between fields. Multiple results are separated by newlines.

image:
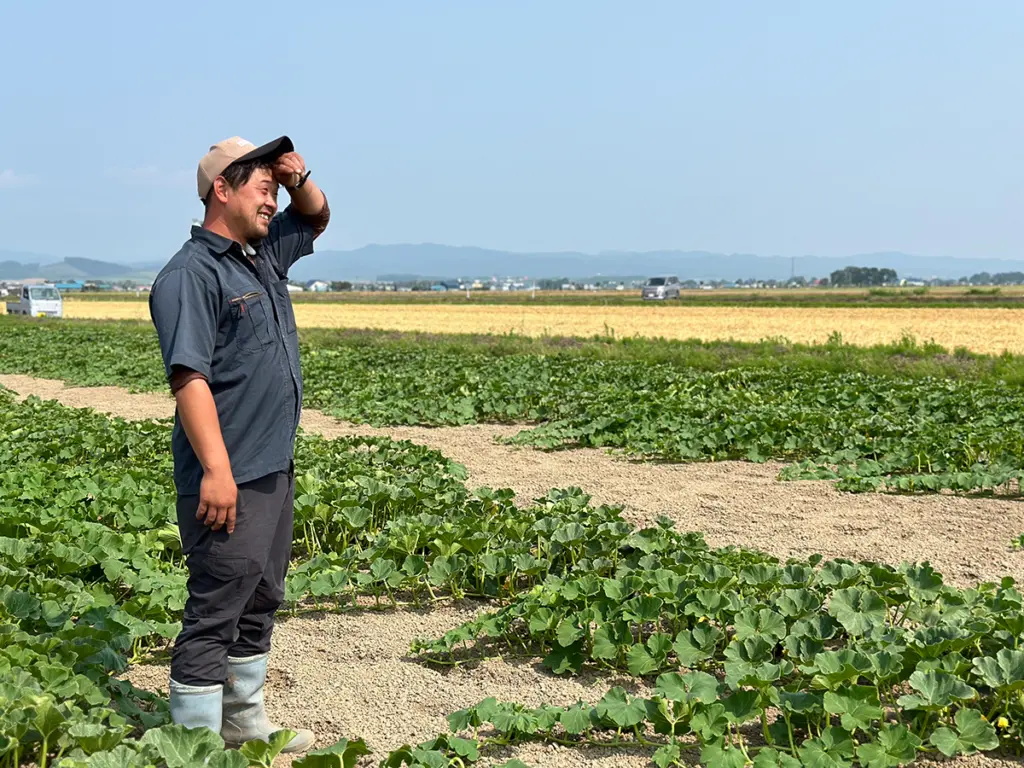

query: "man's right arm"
xmin=150 ymin=268 xmax=238 ymax=533
xmin=174 ymin=376 xmax=237 ymax=533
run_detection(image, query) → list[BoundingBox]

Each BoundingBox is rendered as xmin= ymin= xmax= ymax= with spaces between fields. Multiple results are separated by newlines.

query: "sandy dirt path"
xmin=3 ymin=373 xmax=1023 ymax=766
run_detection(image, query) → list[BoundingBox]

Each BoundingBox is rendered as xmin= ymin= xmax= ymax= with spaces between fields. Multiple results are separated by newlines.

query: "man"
xmin=149 ymin=135 xmax=330 ymax=752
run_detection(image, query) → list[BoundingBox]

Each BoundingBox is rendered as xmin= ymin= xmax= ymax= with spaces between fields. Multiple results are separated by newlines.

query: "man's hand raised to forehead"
xmin=272 ymin=152 xmax=307 ymax=189
xmin=272 ymin=149 xmax=326 ymax=218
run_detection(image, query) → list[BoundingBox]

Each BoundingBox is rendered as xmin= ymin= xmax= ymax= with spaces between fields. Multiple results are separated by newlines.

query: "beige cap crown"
xmin=196 ymin=135 xmax=294 ymax=201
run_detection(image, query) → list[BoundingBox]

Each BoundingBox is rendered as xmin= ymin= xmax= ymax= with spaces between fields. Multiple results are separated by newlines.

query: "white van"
xmin=6 ymin=284 xmax=64 ymax=318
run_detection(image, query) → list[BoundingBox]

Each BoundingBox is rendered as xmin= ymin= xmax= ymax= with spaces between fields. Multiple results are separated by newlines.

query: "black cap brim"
xmin=233 ymin=135 xmax=294 ymax=166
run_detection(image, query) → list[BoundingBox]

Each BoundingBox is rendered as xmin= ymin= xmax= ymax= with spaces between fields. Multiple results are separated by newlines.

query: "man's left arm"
xmin=264 ymin=151 xmax=331 ymax=272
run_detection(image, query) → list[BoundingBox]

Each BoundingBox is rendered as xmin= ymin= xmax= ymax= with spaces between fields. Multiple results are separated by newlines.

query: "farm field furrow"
xmin=61 ymin=300 xmax=1024 ymax=354
xmin=3 ymin=388 xmax=1024 ymax=767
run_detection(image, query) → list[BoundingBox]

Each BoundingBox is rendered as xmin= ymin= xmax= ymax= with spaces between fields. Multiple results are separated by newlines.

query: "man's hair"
xmin=204 ymin=159 xmax=275 ymax=207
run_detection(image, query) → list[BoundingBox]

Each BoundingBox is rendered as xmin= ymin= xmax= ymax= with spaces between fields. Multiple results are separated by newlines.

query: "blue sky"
xmin=2 ymin=1 xmax=1022 ymax=263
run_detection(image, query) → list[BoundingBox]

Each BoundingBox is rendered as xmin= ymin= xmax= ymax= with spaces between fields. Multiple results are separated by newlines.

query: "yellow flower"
xmin=996 ymin=716 xmax=1010 ymax=729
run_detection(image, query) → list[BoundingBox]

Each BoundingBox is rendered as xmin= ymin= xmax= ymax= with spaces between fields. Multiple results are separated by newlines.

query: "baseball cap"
xmin=196 ymin=135 xmax=294 ymax=201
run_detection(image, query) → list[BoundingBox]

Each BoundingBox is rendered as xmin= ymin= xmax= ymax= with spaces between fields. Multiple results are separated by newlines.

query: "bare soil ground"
xmin=3 ymin=373 xmax=1023 ymax=767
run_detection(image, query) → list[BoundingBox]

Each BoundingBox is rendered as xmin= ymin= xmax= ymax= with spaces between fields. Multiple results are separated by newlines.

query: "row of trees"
xmin=829 ymin=267 xmax=898 ymax=287
xmin=966 ymin=272 xmax=1024 ymax=285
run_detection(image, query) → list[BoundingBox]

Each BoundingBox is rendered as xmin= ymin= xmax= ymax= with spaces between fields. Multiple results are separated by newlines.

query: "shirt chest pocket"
xmin=228 ymin=290 xmax=273 ymax=352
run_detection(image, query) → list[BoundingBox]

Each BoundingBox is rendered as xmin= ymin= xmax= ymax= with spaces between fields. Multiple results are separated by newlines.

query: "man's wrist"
xmin=286 ymin=170 xmax=312 ymax=191
xmin=203 ymin=459 xmax=232 ymax=475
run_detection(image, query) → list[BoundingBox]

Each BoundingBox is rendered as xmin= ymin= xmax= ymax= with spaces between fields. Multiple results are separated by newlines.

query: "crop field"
xmin=61 ymin=300 xmax=1024 ymax=355
xmin=2 ymin=316 xmax=1024 ymax=767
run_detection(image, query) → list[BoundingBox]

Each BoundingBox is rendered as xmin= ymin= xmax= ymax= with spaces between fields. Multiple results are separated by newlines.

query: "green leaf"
xmin=753 ymin=747 xmax=803 ymax=768
xmin=774 ymin=588 xmax=821 ymax=618
xmin=823 ymin=685 xmax=883 ymax=732
xmin=929 ymin=708 xmax=999 ymax=756
xmin=67 ymin=722 xmax=129 ymax=755
xmin=447 ymin=708 xmax=474 ymax=733
xmin=902 ymin=562 xmax=944 ymax=600
xmin=77 ymin=745 xmax=150 ymax=768
xmin=622 ymin=595 xmax=663 ymax=624
xmin=490 ymin=706 xmax=539 ymax=736
xmin=972 ymin=648 xmax=1024 ymax=691
xmin=559 ymin=704 xmax=593 ymax=735
xmin=655 ymin=671 xmax=720 ymax=704
xmin=139 ymin=724 xmax=226 ymax=768
xmin=602 ymin=578 xmax=626 ymax=601
xmin=804 ymin=649 xmax=872 ymax=690
xmin=721 ymin=689 xmax=760 ymax=724
xmin=690 ymin=702 xmax=729 ymax=741
xmin=734 ymin=608 xmax=787 ymax=641
xmin=591 ymin=623 xmax=622 ymax=661
xmin=596 ymin=687 xmax=647 ymax=728
xmin=673 ymin=625 xmax=723 ymax=666
xmin=555 ymin=617 xmax=584 ymax=648
xmin=405 ymin=749 xmax=446 ymax=768
xmin=798 ymin=727 xmax=855 ymax=768
xmin=427 ymin=556 xmax=453 ymax=586
xmin=448 ymin=737 xmax=479 ymax=761
xmin=827 ymin=588 xmax=887 ymax=636
xmin=896 ymin=670 xmax=978 ymax=711
xmin=543 ymin=641 xmax=585 ymax=675
xmin=647 ymin=631 xmax=673 ymax=661
xmin=700 ymin=741 xmax=747 ymax=768
xmin=866 ymin=650 xmax=904 ymax=682
xmin=855 ymin=724 xmax=922 ymax=768
xmin=31 ymin=696 xmax=66 ymax=738
xmin=780 ymin=690 xmax=824 ymax=714
xmin=626 ymin=643 xmax=660 ymax=676
xmin=240 ymin=730 xmax=296 ymax=767
xmin=653 ymin=743 xmax=681 ymax=768
xmin=206 ymin=752 xmax=249 ymax=768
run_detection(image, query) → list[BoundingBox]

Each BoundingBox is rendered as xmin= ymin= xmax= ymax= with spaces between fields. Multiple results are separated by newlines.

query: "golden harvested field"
xmin=64 ymin=299 xmax=1024 ymax=354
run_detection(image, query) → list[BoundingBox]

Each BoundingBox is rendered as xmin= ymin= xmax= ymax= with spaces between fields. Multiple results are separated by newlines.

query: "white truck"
xmin=6 ymin=284 xmax=63 ymax=318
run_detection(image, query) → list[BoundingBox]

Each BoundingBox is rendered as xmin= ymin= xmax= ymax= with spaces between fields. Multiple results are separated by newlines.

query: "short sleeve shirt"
xmin=149 ymin=206 xmax=314 ymax=494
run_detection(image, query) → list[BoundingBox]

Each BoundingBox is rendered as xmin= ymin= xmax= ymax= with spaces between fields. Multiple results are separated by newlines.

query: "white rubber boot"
xmin=221 ymin=653 xmax=315 ymax=753
xmin=169 ymin=679 xmax=223 ymax=732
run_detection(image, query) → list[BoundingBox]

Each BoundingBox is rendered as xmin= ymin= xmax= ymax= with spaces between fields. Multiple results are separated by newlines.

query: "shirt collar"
xmin=190 ymin=226 xmax=258 ymax=258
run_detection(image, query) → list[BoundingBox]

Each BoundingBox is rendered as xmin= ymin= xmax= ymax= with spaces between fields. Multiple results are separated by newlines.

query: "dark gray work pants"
xmin=171 ymin=468 xmax=294 ymax=687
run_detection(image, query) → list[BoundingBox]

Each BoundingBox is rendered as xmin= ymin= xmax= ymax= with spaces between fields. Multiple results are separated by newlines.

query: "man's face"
xmin=223 ymin=168 xmax=279 ymax=242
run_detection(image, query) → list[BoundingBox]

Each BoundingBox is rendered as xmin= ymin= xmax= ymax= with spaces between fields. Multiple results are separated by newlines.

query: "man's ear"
xmin=213 ymin=176 xmax=232 ymax=205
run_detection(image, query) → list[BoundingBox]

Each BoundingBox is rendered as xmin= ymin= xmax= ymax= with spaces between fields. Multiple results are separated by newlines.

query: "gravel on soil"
xmin=3 ymin=373 xmax=1024 ymax=767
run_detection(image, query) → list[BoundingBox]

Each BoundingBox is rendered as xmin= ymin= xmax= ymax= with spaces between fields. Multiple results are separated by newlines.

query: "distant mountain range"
xmin=3 ymin=246 xmax=1023 ymax=283
xmin=0 ymin=255 xmax=160 ymax=282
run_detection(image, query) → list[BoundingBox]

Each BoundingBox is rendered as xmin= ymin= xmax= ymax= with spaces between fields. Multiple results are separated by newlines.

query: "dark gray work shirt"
xmin=149 ymin=206 xmax=314 ymax=495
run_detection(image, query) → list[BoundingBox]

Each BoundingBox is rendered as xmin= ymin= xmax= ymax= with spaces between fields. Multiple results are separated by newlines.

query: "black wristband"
xmin=288 ymin=170 xmax=312 ymax=191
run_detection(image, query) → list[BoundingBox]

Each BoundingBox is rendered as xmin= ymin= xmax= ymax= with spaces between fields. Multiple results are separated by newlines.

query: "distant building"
xmin=306 ymin=280 xmax=330 ymax=292
xmin=286 ymin=284 xmax=305 ymax=293
xmin=54 ymin=280 xmax=85 ymax=292
xmin=430 ymin=284 xmax=448 ymax=292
